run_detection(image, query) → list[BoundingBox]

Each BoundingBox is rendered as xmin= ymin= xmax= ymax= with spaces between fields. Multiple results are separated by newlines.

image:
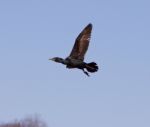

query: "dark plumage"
xmin=49 ymin=23 xmax=99 ymax=76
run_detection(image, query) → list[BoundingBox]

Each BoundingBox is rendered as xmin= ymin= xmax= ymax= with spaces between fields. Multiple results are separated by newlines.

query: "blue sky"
xmin=0 ymin=0 xmax=150 ymax=127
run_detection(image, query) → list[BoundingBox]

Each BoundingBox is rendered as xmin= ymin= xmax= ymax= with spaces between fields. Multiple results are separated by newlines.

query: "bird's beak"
xmin=49 ymin=58 xmax=54 ymax=61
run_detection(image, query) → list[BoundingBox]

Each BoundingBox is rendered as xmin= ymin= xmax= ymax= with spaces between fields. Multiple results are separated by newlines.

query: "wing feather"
xmin=68 ymin=23 xmax=92 ymax=61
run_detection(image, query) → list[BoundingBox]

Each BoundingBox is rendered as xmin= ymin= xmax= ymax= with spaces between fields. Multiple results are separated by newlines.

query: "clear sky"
xmin=0 ymin=0 xmax=150 ymax=127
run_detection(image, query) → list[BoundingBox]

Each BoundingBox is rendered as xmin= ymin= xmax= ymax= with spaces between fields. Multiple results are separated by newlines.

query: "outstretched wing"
xmin=68 ymin=23 xmax=92 ymax=61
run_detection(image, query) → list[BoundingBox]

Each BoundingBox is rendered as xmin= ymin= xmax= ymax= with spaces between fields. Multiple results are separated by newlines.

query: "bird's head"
xmin=49 ymin=57 xmax=64 ymax=63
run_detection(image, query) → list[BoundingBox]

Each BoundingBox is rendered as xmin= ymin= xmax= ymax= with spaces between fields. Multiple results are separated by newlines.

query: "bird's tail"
xmin=85 ymin=62 xmax=99 ymax=73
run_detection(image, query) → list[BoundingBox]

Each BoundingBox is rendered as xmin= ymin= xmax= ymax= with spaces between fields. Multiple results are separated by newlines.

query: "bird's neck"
xmin=57 ymin=58 xmax=68 ymax=65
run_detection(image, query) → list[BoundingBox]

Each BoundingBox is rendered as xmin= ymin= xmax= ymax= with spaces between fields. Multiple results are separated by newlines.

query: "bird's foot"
xmin=83 ymin=69 xmax=90 ymax=77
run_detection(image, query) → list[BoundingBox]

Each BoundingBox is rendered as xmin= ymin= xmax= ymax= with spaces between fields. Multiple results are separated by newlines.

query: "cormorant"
xmin=49 ymin=23 xmax=99 ymax=76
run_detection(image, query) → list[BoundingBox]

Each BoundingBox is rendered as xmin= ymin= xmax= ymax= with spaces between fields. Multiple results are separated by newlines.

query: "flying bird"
xmin=49 ymin=23 xmax=98 ymax=76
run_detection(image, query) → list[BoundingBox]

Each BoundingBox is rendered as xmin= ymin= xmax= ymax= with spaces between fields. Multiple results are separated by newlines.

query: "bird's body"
xmin=66 ymin=57 xmax=85 ymax=68
xmin=49 ymin=23 xmax=99 ymax=76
